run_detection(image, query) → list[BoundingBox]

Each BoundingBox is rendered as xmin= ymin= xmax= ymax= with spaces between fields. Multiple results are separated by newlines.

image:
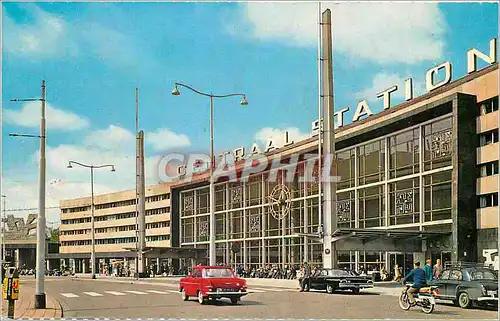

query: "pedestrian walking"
xmin=300 ymin=262 xmax=311 ymax=292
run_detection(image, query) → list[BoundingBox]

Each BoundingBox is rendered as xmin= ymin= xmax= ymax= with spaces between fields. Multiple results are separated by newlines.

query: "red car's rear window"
xmin=203 ymin=268 xmax=234 ymax=278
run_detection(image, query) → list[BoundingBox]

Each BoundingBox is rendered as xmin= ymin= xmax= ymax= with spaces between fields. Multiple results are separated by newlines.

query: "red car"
xmin=179 ymin=265 xmax=248 ymax=305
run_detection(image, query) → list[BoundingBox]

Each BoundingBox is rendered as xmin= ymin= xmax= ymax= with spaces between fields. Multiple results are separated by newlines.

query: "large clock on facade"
xmin=268 ymin=184 xmax=292 ymax=220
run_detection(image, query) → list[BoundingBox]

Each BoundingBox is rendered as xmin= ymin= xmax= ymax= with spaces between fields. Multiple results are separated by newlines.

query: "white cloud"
xmin=3 ymin=101 xmax=90 ymax=130
xmin=146 ymin=128 xmax=192 ymax=152
xmin=84 ymin=125 xmax=135 ymax=150
xmin=255 ymin=127 xmax=309 ymax=147
xmin=2 ymin=4 xmax=78 ymax=58
xmin=238 ymin=2 xmax=446 ymax=64
xmin=3 ymin=4 xmax=140 ymax=67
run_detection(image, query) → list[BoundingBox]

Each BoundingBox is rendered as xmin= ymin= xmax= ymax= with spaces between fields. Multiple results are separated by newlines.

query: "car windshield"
xmin=470 ymin=269 xmax=497 ymax=281
xmin=328 ymin=269 xmax=358 ymax=277
xmin=203 ymin=268 xmax=234 ymax=278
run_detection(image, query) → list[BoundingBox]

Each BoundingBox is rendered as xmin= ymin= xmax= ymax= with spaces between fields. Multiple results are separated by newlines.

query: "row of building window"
xmin=145 ymin=235 xmax=170 ymax=242
xmin=61 ymin=234 xmax=170 ymax=246
xmin=478 ymin=161 xmax=499 ymax=177
xmin=478 ymin=130 xmax=499 ymax=147
xmin=147 ymin=221 xmax=170 ymax=229
xmin=478 ymin=193 xmax=499 ymax=208
xmin=478 ymin=97 xmax=499 ymax=116
xmin=61 ymin=207 xmax=170 ymax=224
xmin=61 ymin=194 xmax=170 ymax=213
xmin=60 ymin=221 xmax=170 ymax=236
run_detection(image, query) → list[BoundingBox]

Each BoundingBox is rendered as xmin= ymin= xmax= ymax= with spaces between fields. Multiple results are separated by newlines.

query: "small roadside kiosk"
xmin=3 ymin=267 xmax=20 ymax=319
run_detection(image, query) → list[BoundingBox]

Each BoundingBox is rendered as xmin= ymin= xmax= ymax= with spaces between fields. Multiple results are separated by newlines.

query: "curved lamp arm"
xmin=173 ymin=82 xmax=247 ymax=100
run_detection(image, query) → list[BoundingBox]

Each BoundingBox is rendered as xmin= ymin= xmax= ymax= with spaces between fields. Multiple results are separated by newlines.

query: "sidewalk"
xmin=1 ymin=284 xmax=62 ymax=319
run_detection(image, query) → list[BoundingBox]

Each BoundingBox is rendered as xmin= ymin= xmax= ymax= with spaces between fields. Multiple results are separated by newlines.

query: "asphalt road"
xmin=20 ymin=277 xmax=498 ymax=319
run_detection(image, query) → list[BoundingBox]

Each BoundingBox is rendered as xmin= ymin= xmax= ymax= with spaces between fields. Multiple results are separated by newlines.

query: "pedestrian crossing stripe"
xmin=59 ymin=287 xmax=283 ymax=298
xmin=105 ymin=291 xmax=126 ymax=296
xmin=60 ymin=293 xmax=79 ymax=298
xmin=251 ymin=287 xmax=287 ymax=292
xmin=125 ymin=290 xmax=148 ymax=295
xmin=83 ymin=292 xmax=104 ymax=296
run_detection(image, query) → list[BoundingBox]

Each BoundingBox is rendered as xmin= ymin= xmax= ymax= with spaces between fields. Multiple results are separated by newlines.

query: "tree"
xmin=49 ymin=228 xmax=59 ymax=242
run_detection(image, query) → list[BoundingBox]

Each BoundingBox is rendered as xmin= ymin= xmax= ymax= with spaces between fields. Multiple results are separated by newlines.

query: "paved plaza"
xmin=6 ymin=276 xmax=496 ymax=319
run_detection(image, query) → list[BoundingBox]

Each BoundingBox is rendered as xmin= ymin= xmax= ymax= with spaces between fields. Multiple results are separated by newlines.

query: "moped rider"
xmin=402 ymin=261 xmax=427 ymax=305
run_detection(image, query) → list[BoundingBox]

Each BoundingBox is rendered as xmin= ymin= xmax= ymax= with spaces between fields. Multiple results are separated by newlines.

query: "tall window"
xmin=337 ymin=149 xmax=355 ymax=190
xmin=359 ymin=186 xmax=384 ymax=228
xmin=337 ymin=191 xmax=355 ymax=228
xmin=215 ymin=184 xmax=226 ymax=212
xmin=424 ymin=171 xmax=452 ymax=222
xmin=390 ymin=129 xmax=419 ymax=178
xmin=196 ymin=188 xmax=209 ymax=214
xmin=358 ymin=140 xmax=385 ymax=185
xmin=389 ymin=178 xmax=420 ymax=226
xmin=423 ymin=117 xmax=453 ymax=171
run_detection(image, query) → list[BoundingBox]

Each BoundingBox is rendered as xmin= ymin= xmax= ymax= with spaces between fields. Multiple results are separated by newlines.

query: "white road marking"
xmin=83 ymin=292 xmax=103 ymax=297
xmin=60 ymin=293 xmax=79 ymax=298
xmin=146 ymin=290 xmax=169 ymax=294
xmin=125 ymin=290 xmax=148 ymax=295
xmin=247 ymin=289 xmax=266 ymax=293
xmin=166 ymin=290 xmax=180 ymax=294
xmin=251 ymin=287 xmax=290 ymax=292
xmin=105 ymin=291 xmax=126 ymax=296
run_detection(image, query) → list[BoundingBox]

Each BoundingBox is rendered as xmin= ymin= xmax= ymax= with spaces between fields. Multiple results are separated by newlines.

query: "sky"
xmin=1 ymin=1 xmax=498 ymax=225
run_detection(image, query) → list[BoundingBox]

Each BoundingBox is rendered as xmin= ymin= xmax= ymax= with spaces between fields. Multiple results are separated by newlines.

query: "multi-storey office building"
xmin=173 ymin=63 xmax=499 ymax=275
xmin=58 ymin=184 xmax=172 ymax=273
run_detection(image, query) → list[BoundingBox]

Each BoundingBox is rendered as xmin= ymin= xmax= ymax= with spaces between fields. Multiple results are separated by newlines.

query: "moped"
xmin=399 ymin=284 xmax=439 ymax=314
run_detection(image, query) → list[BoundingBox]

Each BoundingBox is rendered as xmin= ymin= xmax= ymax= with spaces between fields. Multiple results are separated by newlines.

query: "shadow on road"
xmin=305 ymin=290 xmax=380 ymax=296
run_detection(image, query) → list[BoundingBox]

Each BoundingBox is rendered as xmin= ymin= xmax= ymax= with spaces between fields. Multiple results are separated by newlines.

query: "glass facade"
xmin=179 ymin=116 xmax=454 ymax=270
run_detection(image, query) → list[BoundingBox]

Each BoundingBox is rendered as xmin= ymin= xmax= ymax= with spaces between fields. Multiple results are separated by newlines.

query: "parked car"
xmin=429 ymin=264 xmax=498 ymax=309
xmin=304 ymin=268 xmax=374 ymax=294
xmin=179 ymin=266 xmax=247 ymax=305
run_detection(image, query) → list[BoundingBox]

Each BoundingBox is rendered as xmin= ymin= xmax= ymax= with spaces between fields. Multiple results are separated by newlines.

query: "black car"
xmin=304 ymin=268 xmax=374 ymax=294
xmin=429 ymin=265 xmax=498 ymax=308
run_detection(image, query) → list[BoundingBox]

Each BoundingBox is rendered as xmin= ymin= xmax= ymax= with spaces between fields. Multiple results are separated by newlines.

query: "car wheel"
xmin=458 ymin=292 xmax=471 ymax=309
xmin=197 ymin=291 xmax=205 ymax=305
xmin=326 ymin=284 xmax=334 ymax=294
xmin=181 ymin=288 xmax=189 ymax=301
xmin=230 ymin=297 xmax=239 ymax=305
xmin=352 ymin=288 xmax=360 ymax=295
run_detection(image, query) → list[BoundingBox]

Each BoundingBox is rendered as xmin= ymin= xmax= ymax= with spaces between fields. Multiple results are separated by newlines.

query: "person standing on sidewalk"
xmin=424 ymin=259 xmax=433 ymax=282
xmin=300 ymin=262 xmax=311 ymax=292
xmin=433 ymin=259 xmax=442 ymax=280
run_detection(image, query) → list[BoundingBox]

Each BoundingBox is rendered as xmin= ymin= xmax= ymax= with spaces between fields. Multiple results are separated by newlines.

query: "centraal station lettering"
xmin=222 ymin=38 xmax=497 ymax=162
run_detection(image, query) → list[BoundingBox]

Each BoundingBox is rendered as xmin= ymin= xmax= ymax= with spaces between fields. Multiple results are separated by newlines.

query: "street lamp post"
xmin=172 ymin=83 xmax=248 ymax=266
xmin=9 ymin=80 xmax=47 ymax=309
xmin=67 ymin=161 xmax=115 ymax=279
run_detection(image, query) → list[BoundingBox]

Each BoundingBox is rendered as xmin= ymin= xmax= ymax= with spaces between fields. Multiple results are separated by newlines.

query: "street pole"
xmin=90 ymin=167 xmax=96 ymax=279
xmin=171 ymin=83 xmax=247 ymax=267
xmin=67 ymin=161 xmax=115 ymax=278
xmin=209 ymin=95 xmax=216 ymax=266
xmin=321 ymin=9 xmax=337 ymax=269
xmin=135 ymin=87 xmax=139 ymax=278
xmin=35 ymin=80 xmax=47 ymax=309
